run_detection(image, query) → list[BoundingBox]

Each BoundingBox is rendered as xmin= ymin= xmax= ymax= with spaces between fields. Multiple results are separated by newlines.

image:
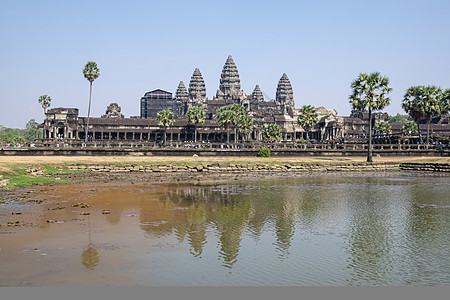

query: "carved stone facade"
xmin=42 ymin=108 xmax=79 ymax=139
xmin=102 ymin=103 xmax=124 ymax=119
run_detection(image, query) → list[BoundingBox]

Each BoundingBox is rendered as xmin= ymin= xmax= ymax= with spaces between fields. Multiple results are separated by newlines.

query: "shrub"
xmin=296 ymin=139 xmax=307 ymax=144
xmin=257 ymin=147 xmax=271 ymax=157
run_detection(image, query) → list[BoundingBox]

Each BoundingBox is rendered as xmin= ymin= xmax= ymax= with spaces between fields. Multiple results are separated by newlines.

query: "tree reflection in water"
xmin=137 ymin=180 xmax=308 ymax=268
xmin=81 ymin=215 xmax=100 ymax=270
xmin=81 ymin=246 xmax=100 ymax=270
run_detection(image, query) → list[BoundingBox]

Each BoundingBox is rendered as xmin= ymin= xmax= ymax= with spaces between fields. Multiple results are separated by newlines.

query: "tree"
xmin=263 ymin=124 xmax=282 ymax=142
xmin=373 ymin=121 xmax=391 ymax=135
xmin=217 ymin=104 xmax=246 ymax=143
xmin=24 ymin=119 xmax=39 ymax=141
xmin=402 ymin=121 xmax=418 ymax=136
xmin=38 ymin=95 xmax=51 ymax=115
xmin=236 ymin=114 xmax=254 ymax=141
xmin=156 ymin=109 xmax=174 ymax=145
xmin=187 ymin=106 xmax=205 ymax=142
xmin=217 ymin=107 xmax=235 ymax=143
xmin=297 ymin=105 xmax=318 ymax=142
xmin=388 ymin=113 xmax=411 ymax=124
xmin=83 ymin=61 xmax=100 ymax=142
xmin=402 ymin=86 xmax=449 ymax=145
xmin=349 ymin=72 xmax=392 ymax=162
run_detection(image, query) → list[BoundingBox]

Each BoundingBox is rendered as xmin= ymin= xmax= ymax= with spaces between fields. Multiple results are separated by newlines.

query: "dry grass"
xmin=0 ymin=155 xmax=448 ymax=169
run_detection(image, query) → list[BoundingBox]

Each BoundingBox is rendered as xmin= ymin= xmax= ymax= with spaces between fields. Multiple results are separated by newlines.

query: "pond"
xmin=0 ymin=172 xmax=449 ymax=286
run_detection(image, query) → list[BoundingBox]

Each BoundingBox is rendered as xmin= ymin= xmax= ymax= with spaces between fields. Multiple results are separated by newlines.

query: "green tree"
xmin=83 ymin=61 xmax=100 ymax=142
xmin=187 ymin=106 xmax=205 ymax=142
xmin=217 ymin=107 xmax=235 ymax=143
xmin=402 ymin=121 xmax=418 ymax=136
xmin=402 ymin=86 xmax=424 ymax=143
xmin=0 ymin=128 xmax=23 ymax=143
xmin=24 ymin=119 xmax=39 ymax=141
xmin=236 ymin=114 xmax=254 ymax=141
xmin=297 ymin=105 xmax=318 ymax=142
xmin=38 ymin=95 xmax=51 ymax=115
xmin=156 ymin=109 xmax=174 ymax=145
xmin=373 ymin=121 xmax=391 ymax=135
xmin=402 ymin=86 xmax=449 ymax=145
xmin=388 ymin=113 xmax=411 ymax=124
xmin=263 ymin=124 xmax=282 ymax=142
xmin=217 ymin=104 xmax=246 ymax=143
xmin=349 ymin=72 xmax=392 ymax=162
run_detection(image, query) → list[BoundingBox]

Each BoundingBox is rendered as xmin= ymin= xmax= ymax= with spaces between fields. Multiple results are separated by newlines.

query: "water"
xmin=0 ymin=172 xmax=449 ymax=286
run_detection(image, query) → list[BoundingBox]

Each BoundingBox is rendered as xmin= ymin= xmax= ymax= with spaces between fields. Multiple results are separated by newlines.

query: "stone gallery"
xmin=39 ymin=56 xmax=448 ymax=144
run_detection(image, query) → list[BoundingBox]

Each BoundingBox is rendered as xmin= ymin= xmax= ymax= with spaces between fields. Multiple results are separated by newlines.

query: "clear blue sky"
xmin=1 ymin=0 xmax=449 ymax=128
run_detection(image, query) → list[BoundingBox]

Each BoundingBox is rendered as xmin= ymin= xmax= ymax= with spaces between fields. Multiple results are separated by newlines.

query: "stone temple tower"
xmin=188 ymin=68 xmax=207 ymax=110
xmin=215 ymin=55 xmax=247 ymax=104
xmin=174 ymin=81 xmax=188 ymax=115
xmin=251 ymin=85 xmax=264 ymax=102
xmin=276 ymin=73 xmax=294 ymax=116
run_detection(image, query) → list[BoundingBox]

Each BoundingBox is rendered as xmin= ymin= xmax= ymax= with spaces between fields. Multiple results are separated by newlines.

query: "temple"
xmin=39 ymin=55 xmax=450 ymax=144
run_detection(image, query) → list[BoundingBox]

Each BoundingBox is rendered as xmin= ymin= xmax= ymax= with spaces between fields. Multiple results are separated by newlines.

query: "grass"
xmin=0 ymin=165 xmax=73 ymax=190
xmin=2 ymin=175 xmax=66 ymax=190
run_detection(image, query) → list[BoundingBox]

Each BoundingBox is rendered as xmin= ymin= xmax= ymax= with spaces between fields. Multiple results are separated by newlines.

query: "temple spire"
xmin=276 ymin=73 xmax=294 ymax=106
xmin=251 ymin=85 xmax=264 ymax=102
xmin=188 ymin=68 xmax=207 ymax=105
xmin=175 ymin=81 xmax=188 ymax=101
xmin=217 ymin=55 xmax=241 ymax=97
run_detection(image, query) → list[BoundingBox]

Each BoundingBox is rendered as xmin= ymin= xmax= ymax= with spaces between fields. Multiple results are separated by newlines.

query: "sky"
xmin=1 ymin=0 xmax=449 ymax=128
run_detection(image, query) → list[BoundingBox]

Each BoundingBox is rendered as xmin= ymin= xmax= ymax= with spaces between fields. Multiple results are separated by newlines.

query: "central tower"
xmin=215 ymin=55 xmax=247 ymax=104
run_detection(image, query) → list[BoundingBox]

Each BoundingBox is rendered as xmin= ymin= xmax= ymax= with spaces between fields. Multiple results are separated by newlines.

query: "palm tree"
xmin=402 ymin=86 xmax=425 ymax=143
xmin=263 ymin=124 xmax=282 ymax=142
xmin=156 ymin=109 xmax=174 ymax=145
xmin=373 ymin=121 xmax=391 ymax=135
xmin=349 ymin=72 xmax=392 ymax=162
xmin=228 ymin=103 xmax=245 ymax=142
xmin=297 ymin=105 xmax=318 ymax=142
xmin=38 ymin=95 xmax=52 ymax=115
xmin=217 ymin=107 xmax=235 ymax=143
xmin=83 ymin=61 xmax=100 ymax=142
xmin=402 ymin=86 xmax=449 ymax=145
xmin=187 ymin=106 xmax=205 ymax=142
xmin=236 ymin=114 xmax=254 ymax=141
xmin=401 ymin=121 xmax=418 ymax=136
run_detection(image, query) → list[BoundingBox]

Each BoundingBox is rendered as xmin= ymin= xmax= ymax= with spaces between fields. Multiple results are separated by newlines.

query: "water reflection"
xmin=81 ymin=246 xmax=100 ymax=270
xmin=129 ymin=174 xmax=449 ymax=284
xmin=81 ymin=215 xmax=100 ymax=270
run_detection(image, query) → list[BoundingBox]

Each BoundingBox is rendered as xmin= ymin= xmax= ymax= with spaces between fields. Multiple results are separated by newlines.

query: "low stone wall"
xmin=399 ymin=163 xmax=450 ymax=172
xmin=65 ymin=162 xmax=401 ymax=174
